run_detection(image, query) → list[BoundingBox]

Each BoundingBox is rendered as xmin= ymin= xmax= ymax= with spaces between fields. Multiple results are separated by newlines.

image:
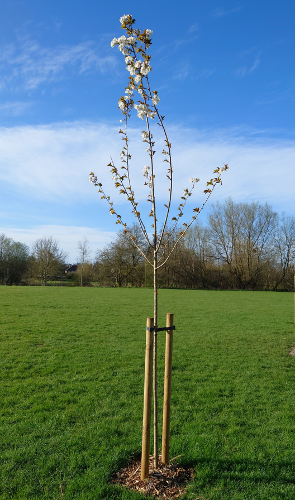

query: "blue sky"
xmin=0 ymin=0 xmax=294 ymax=262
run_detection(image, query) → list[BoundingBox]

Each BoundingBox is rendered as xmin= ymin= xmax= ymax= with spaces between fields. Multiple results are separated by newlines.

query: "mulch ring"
xmin=289 ymin=347 xmax=295 ymax=356
xmin=111 ymin=455 xmax=194 ymax=499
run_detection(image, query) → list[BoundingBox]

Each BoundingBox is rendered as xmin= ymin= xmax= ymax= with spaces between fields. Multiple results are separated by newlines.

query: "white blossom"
xmin=117 ymin=35 xmax=127 ymax=44
xmin=127 ymin=36 xmax=136 ymax=45
xmin=125 ymin=55 xmax=133 ymax=64
xmin=140 ymin=62 xmax=152 ymax=76
xmin=147 ymin=111 xmax=156 ymax=119
xmin=110 ymin=38 xmax=117 ymax=48
xmin=152 ymin=93 xmax=160 ymax=105
xmin=134 ymin=75 xmax=142 ymax=84
xmin=126 ymin=65 xmax=136 ymax=75
xmin=142 ymin=165 xmax=149 ymax=178
xmin=141 ymin=131 xmax=148 ymax=140
xmin=119 ymin=45 xmax=130 ymax=55
xmin=137 ymin=88 xmax=143 ymax=95
xmin=120 ymin=152 xmax=125 ymax=160
xmin=134 ymin=103 xmax=154 ymax=120
xmin=120 ymin=14 xmax=130 ymax=24
xmin=145 ymin=29 xmax=153 ymax=39
xmin=118 ymin=100 xmax=125 ymax=110
xmin=134 ymin=104 xmax=147 ymax=119
xmin=189 ymin=177 xmax=200 ymax=183
xmin=134 ymin=60 xmax=142 ymax=69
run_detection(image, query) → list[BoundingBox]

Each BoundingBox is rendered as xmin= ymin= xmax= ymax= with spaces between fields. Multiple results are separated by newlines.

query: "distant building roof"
xmin=65 ymin=265 xmax=78 ymax=274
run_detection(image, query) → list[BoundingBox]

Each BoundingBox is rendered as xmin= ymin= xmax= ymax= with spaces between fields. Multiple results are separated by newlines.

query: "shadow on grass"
xmin=181 ymin=456 xmax=295 ymax=488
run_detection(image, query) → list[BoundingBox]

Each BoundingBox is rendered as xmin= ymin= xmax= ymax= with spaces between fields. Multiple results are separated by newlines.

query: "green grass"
xmin=1 ymin=287 xmax=295 ymax=499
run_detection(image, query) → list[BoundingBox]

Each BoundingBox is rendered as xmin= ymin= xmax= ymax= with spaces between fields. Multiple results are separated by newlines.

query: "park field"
xmin=1 ymin=286 xmax=295 ymax=499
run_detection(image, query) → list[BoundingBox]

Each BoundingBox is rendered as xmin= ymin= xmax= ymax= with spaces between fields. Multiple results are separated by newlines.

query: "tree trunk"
xmin=153 ymin=250 xmax=158 ymax=468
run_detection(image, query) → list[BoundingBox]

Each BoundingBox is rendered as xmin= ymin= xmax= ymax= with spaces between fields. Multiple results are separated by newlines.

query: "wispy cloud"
xmin=0 ymin=37 xmax=116 ymax=91
xmin=236 ymin=53 xmax=261 ymax=77
xmin=212 ymin=6 xmax=242 ymax=17
xmin=172 ymin=61 xmax=190 ymax=80
xmin=188 ymin=24 xmax=199 ymax=33
xmin=256 ymin=82 xmax=295 ymax=105
xmin=196 ymin=68 xmax=216 ymax=79
xmin=0 ymin=101 xmax=33 ymax=115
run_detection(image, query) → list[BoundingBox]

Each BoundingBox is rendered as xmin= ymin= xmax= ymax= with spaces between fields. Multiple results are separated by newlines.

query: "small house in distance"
xmin=64 ymin=264 xmax=78 ymax=274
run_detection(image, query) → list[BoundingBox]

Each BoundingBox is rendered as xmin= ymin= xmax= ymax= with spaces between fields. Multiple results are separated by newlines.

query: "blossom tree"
xmin=89 ymin=14 xmax=228 ymax=468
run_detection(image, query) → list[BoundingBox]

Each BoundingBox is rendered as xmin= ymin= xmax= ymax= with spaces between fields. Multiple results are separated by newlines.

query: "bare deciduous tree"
xmin=77 ymin=237 xmax=91 ymax=286
xmin=209 ymin=198 xmax=277 ymax=289
xmin=31 ymin=237 xmax=67 ymax=285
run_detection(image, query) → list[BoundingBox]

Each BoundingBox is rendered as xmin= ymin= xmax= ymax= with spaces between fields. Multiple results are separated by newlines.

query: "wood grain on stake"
xmin=141 ymin=317 xmax=153 ymax=480
xmin=162 ymin=313 xmax=174 ymax=464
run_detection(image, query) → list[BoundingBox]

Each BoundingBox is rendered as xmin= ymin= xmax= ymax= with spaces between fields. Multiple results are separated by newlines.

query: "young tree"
xmin=89 ymin=14 xmax=228 ymax=467
xmin=77 ymin=237 xmax=91 ymax=286
xmin=30 ymin=236 xmax=67 ymax=285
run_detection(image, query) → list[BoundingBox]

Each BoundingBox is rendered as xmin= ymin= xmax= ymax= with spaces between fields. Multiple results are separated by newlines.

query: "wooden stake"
xmin=141 ymin=317 xmax=153 ymax=480
xmin=162 ymin=313 xmax=174 ymax=464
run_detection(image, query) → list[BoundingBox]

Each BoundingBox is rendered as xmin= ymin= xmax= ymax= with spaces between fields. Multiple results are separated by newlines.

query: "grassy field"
xmin=1 ymin=286 xmax=295 ymax=500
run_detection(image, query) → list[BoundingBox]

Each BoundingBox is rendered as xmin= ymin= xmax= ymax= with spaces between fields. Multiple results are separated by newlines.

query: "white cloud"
xmin=0 ymin=101 xmax=33 ymax=115
xmin=236 ymin=52 xmax=261 ymax=78
xmin=0 ymin=37 xmax=116 ymax=91
xmin=188 ymin=24 xmax=199 ymax=33
xmin=0 ymin=121 xmax=294 ymax=224
xmin=196 ymin=68 xmax=216 ymax=79
xmin=212 ymin=6 xmax=242 ymax=17
xmin=0 ymin=225 xmax=117 ymax=263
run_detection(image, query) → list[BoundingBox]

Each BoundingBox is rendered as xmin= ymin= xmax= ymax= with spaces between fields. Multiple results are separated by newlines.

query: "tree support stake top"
xmin=146 ymin=326 xmax=175 ymax=333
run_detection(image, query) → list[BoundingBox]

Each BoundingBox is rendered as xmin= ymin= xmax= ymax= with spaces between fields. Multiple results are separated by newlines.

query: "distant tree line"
xmin=94 ymin=199 xmax=295 ymax=291
xmin=1 ymin=199 xmax=295 ymax=290
xmin=0 ymin=235 xmax=67 ymax=286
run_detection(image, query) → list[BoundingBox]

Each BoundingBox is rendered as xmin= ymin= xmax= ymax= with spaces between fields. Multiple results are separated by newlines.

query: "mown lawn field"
xmin=1 ymin=286 xmax=295 ymax=499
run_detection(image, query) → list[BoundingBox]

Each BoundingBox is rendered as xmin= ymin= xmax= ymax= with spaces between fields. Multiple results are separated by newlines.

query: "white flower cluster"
xmin=120 ymin=14 xmax=130 ymax=24
xmin=111 ymin=35 xmax=137 ymax=55
xmin=152 ymin=93 xmax=160 ymax=106
xmin=216 ymin=166 xmax=227 ymax=174
xmin=142 ymin=165 xmax=150 ymax=178
xmin=145 ymin=29 xmax=153 ymax=39
xmin=190 ymin=177 xmax=200 ymax=183
xmin=126 ymin=59 xmax=152 ymax=78
xmin=111 ymin=172 xmax=120 ymax=182
xmin=142 ymin=165 xmax=152 ymax=188
xmin=134 ymin=103 xmax=156 ymax=120
xmin=142 ymin=131 xmax=148 ymax=140
xmin=89 ymin=174 xmax=97 ymax=184
xmin=111 ymin=16 xmax=157 ymax=122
